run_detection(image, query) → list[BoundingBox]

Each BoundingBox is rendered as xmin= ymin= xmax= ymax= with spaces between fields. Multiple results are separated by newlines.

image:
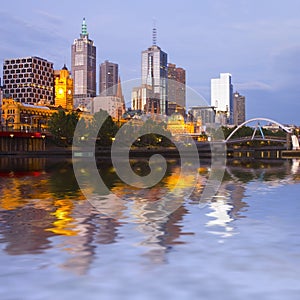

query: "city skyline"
xmin=0 ymin=1 xmax=299 ymax=124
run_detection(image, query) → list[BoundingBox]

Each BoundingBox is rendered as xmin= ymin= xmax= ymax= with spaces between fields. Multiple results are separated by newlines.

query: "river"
xmin=0 ymin=157 xmax=299 ymax=300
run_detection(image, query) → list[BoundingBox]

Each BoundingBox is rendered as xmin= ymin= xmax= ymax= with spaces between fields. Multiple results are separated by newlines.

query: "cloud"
xmin=266 ymin=45 xmax=300 ymax=90
xmin=0 ymin=10 xmax=69 ymax=68
xmin=235 ymin=81 xmax=273 ymax=91
xmin=34 ymin=10 xmax=64 ymax=25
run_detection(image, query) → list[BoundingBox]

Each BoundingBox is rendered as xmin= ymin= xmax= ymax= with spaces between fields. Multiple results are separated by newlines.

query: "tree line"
xmin=47 ymin=109 xmax=173 ymax=147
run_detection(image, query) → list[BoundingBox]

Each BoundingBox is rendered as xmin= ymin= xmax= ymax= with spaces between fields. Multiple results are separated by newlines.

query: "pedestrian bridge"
xmin=225 ymin=117 xmax=293 ymax=143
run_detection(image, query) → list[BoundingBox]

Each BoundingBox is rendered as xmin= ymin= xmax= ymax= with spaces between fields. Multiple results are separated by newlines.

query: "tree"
xmin=48 ymin=109 xmax=79 ymax=145
xmin=92 ymin=110 xmax=119 ymax=147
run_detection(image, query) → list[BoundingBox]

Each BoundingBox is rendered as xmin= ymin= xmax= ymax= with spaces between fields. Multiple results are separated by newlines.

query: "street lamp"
xmin=41 ymin=134 xmax=46 ymax=151
xmin=9 ymin=133 xmax=14 ymax=153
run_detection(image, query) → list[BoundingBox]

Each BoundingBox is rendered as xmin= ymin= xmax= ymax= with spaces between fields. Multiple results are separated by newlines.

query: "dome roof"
xmin=168 ymin=112 xmax=184 ymax=123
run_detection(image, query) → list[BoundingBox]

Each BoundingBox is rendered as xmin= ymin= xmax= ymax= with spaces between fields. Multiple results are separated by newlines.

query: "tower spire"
xmin=152 ymin=19 xmax=157 ymax=46
xmin=81 ymin=17 xmax=88 ymax=37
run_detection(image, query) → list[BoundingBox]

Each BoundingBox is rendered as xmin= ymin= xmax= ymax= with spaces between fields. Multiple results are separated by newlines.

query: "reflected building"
xmin=205 ymin=180 xmax=248 ymax=239
xmin=0 ymin=207 xmax=56 ymax=255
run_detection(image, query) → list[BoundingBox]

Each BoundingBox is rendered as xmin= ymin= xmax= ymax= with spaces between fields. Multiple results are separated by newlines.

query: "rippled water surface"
xmin=0 ymin=157 xmax=300 ymax=300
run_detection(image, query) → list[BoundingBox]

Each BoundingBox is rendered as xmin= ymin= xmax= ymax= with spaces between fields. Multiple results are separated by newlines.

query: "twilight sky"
xmin=0 ymin=0 xmax=300 ymax=124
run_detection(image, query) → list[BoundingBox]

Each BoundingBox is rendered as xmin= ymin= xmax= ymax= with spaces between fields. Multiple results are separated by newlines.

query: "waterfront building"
xmin=1 ymin=97 xmax=90 ymax=132
xmin=2 ymin=56 xmax=54 ymax=105
xmin=140 ymin=27 xmax=168 ymax=115
xmin=167 ymin=63 xmax=186 ymax=116
xmin=1 ymin=98 xmax=54 ymax=131
xmin=99 ymin=60 xmax=119 ymax=96
xmin=71 ymin=18 xmax=96 ymax=108
xmin=233 ymin=91 xmax=245 ymax=125
xmin=211 ymin=73 xmax=233 ymax=125
xmin=167 ymin=112 xmax=194 ymax=136
xmin=54 ymin=65 xmax=73 ymax=110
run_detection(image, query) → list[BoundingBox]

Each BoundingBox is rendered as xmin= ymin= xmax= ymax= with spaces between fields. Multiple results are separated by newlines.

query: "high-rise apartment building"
xmin=99 ymin=60 xmax=118 ymax=96
xmin=54 ymin=64 xmax=73 ymax=110
xmin=2 ymin=56 xmax=54 ymax=105
xmin=71 ymin=18 xmax=96 ymax=108
xmin=141 ymin=28 xmax=168 ymax=115
xmin=167 ymin=63 xmax=186 ymax=116
xmin=233 ymin=91 xmax=245 ymax=125
xmin=211 ymin=73 xmax=233 ymax=124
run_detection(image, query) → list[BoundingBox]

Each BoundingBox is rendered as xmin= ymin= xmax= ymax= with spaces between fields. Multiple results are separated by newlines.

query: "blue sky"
xmin=1 ymin=0 xmax=300 ymax=124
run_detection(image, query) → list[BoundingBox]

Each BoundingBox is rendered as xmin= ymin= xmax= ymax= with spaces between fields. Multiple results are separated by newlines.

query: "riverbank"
xmin=1 ymin=143 xmax=300 ymax=159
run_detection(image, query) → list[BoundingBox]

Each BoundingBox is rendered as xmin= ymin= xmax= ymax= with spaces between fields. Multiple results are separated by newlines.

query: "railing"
xmin=226 ymin=136 xmax=287 ymax=143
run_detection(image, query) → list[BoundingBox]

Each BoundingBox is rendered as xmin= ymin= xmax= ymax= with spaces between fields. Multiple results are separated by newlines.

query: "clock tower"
xmin=54 ymin=64 xmax=74 ymax=110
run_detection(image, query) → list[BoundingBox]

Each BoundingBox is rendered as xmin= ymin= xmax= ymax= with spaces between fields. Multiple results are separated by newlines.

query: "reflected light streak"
xmin=46 ymin=199 xmax=79 ymax=236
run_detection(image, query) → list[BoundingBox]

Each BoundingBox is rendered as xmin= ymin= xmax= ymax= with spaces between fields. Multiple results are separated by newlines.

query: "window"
xmin=75 ymin=54 xmax=84 ymax=66
xmin=76 ymin=41 xmax=83 ymax=51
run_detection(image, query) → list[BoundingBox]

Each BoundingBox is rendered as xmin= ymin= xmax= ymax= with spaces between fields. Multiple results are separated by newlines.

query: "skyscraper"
xmin=167 ymin=63 xmax=186 ymax=116
xmin=2 ymin=56 xmax=54 ymax=105
xmin=99 ymin=60 xmax=118 ymax=96
xmin=211 ymin=73 xmax=233 ymax=124
xmin=141 ymin=27 xmax=168 ymax=115
xmin=233 ymin=91 xmax=246 ymax=125
xmin=71 ymin=18 xmax=96 ymax=108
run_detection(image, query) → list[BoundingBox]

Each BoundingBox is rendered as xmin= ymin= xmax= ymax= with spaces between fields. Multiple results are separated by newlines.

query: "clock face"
xmin=68 ymin=89 xmax=72 ymax=95
xmin=58 ymin=88 xmax=64 ymax=95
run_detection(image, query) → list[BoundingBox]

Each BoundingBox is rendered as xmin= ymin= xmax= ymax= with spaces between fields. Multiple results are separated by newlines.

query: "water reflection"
xmin=0 ymin=157 xmax=300 ymax=274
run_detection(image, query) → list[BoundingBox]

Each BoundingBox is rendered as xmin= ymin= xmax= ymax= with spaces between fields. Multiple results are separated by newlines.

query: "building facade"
xmin=99 ymin=60 xmax=118 ymax=96
xmin=71 ymin=18 xmax=96 ymax=108
xmin=189 ymin=106 xmax=216 ymax=132
xmin=233 ymin=91 xmax=246 ymax=125
xmin=211 ymin=73 xmax=233 ymax=125
xmin=54 ymin=65 xmax=73 ymax=110
xmin=92 ymin=96 xmax=125 ymax=120
xmin=1 ymin=98 xmax=54 ymax=131
xmin=92 ymin=77 xmax=125 ymax=119
xmin=132 ymin=84 xmax=164 ymax=114
xmin=2 ymin=56 xmax=54 ymax=105
xmin=0 ymin=81 xmax=3 ymax=125
xmin=167 ymin=63 xmax=186 ymax=116
xmin=141 ymin=40 xmax=168 ymax=115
